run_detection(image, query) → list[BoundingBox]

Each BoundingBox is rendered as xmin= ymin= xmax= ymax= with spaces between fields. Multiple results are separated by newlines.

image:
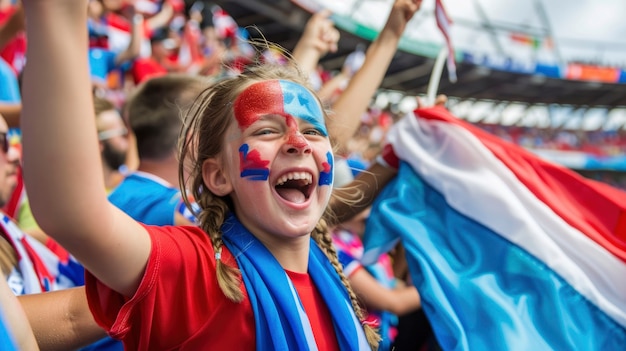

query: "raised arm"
xmin=114 ymin=6 xmax=143 ymax=66
xmin=329 ymin=0 xmax=422 ymax=152
xmin=144 ymin=0 xmax=174 ymax=34
xmin=291 ymin=9 xmax=340 ymax=79
xmin=330 ymin=162 xmax=397 ymax=223
xmin=330 ymin=94 xmax=447 ymax=222
xmin=20 ymin=0 xmax=151 ymax=297
xmin=316 ymin=69 xmax=349 ymax=104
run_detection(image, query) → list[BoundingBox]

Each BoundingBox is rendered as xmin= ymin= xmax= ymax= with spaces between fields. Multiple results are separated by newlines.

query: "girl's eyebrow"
xmin=253 ymin=114 xmax=286 ymax=123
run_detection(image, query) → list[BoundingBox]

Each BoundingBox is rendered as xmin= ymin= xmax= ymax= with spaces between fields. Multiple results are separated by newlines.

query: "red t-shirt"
xmin=287 ymin=270 xmax=341 ymax=351
xmin=86 ymin=225 xmax=255 ymax=350
xmin=86 ymin=225 xmax=340 ymax=350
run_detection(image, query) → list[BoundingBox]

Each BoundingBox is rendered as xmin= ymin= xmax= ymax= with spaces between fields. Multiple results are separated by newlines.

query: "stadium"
xmin=213 ymin=0 xmax=626 ymax=190
xmin=1 ymin=1 xmax=625 ymax=350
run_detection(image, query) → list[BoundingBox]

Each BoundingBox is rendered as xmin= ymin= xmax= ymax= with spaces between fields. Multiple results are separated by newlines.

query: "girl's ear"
xmin=202 ymin=158 xmax=233 ymax=196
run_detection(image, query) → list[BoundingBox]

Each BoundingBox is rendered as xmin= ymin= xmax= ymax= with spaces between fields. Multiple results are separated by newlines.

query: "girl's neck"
xmin=257 ymin=234 xmax=311 ymax=273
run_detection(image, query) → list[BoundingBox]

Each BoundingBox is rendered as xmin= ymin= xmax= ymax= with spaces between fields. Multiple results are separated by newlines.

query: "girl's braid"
xmin=196 ymin=194 xmax=244 ymax=302
xmin=311 ymin=219 xmax=381 ymax=350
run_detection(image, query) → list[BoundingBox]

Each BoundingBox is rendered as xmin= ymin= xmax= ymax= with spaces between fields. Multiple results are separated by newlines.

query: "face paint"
xmin=284 ymin=115 xmax=309 ymax=149
xmin=239 ymin=144 xmax=270 ymax=181
xmin=233 ymin=80 xmax=330 ymax=185
xmin=233 ymin=80 xmax=282 ymax=130
xmin=279 ymin=80 xmax=327 ymax=137
xmin=233 ymin=80 xmax=327 ymax=136
xmin=318 ymin=151 xmax=334 ymax=186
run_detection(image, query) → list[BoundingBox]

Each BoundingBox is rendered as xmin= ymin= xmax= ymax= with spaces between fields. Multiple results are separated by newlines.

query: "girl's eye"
xmin=303 ymin=128 xmax=323 ymax=136
xmin=255 ymin=128 xmax=276 ymax=136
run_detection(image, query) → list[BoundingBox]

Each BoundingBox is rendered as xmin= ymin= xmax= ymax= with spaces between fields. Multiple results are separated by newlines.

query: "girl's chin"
xmin=278 ymin=218 xmax=319 ymax=235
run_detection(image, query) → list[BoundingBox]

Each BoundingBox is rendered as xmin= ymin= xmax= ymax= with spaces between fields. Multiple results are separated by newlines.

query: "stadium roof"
xmin=210 ymin=0 xmax=626 ymax=119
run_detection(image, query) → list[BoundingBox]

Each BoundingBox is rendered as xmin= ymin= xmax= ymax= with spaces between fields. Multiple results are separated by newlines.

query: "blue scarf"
xmin=221 ymin=214 xmax=370 ymax=351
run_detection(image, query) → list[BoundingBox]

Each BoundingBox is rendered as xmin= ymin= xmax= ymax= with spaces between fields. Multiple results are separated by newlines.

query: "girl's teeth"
xmin=276 ymin=172 xmax=312 ymax=186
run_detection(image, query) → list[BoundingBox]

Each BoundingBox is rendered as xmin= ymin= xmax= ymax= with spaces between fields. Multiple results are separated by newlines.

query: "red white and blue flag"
xmin=363 ymin=106 xmax=626 ymax=349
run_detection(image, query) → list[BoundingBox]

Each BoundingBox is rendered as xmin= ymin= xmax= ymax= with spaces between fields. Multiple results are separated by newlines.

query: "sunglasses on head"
xmin=0 ymin=132 xmax=8 ymax=153
xmin=98 ymin=127 xmax=128 ymax=141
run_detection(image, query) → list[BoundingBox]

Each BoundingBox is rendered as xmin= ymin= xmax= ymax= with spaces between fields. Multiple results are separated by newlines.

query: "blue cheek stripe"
xmin=279 ymin=80 xmax=328 ymax=136
xmin=240 ymin=169 xmax=270 ymax=181
xmin=319 ymin=152 xmax=334 ymax=186
xmin=239 ymin=144 xmax=270 ymax=181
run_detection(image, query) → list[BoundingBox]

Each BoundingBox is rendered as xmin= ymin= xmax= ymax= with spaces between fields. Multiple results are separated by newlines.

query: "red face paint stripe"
xmin=233 ymin=80 xmax=284 ymax=130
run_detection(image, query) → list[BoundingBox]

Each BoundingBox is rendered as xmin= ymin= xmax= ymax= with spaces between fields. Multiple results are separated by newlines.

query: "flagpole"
xmin=427 ymin=46 xmax=448 ymax=106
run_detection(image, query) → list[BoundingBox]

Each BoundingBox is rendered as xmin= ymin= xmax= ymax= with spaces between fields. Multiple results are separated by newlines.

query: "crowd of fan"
xmin=4 ymin=0 xmax=625 ymax=169
xmin=0 ymin=1 xmax=624 ymax=350
xmin=476 ymin=122 xmax=626 ymax=156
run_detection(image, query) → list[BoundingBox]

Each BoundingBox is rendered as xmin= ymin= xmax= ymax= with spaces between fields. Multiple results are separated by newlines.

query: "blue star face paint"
xmin=278 ymin=80 xmax=327 ymax=137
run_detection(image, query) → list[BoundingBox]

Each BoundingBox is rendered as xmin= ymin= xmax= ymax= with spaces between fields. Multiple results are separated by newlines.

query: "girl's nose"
xmin=283 ymin=132 xmax=312 ymax=155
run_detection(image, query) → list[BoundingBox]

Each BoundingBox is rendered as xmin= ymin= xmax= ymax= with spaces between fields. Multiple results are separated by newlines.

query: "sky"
xmin=298 ymin=0 xmax=626 ymax=67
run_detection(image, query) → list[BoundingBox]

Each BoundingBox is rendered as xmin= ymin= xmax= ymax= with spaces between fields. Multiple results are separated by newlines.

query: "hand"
xmin=384 ymin=0 xmax=423 ymax=37
xmin=416 ymin=94 xmax=448 ymax=109
xmin=300 ymin=9 xmax=340 ymax=56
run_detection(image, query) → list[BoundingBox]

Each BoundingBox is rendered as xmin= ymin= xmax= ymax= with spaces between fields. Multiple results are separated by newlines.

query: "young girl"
xmin=19 ymin=1 xmax=396 ymax=349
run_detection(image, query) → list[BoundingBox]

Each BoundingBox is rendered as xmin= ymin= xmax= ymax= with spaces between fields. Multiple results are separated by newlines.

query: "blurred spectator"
xmin=475 ymin=122 xmax=626 ymax=156
xmin=108 ymin=73 xmax=206 ymax=225
xmin=0 ymin=1 xmax=22 ymax=129
xmin=0 ymin=113 xmax=84 ymax=296
xmin=0 ymin=0 xmax=25 ymax=75
xmin=130 ymin=27 xmax=180 ymax=84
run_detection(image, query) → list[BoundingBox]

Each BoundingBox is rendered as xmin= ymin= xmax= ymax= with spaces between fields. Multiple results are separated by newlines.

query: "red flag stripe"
xmin=416 ymin=106 xmax=626 ymax=262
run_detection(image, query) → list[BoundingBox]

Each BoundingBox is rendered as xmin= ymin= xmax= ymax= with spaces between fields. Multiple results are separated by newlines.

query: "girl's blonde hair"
xmin=179 ymin=62 xmax=380 ymax=349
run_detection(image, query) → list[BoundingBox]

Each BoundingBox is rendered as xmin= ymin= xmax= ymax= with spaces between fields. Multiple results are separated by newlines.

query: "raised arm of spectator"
xmin=329 ymin=0 xmax=422 ymax=152
xmin=291 ymin=9 xmax=339 ymax=78
xmin=144 ymin=0 xmax=174 ymax=34
xmin=330 ymin=161 xmax=398 ymax=223
xmin=18 ymin=287 xmax=106 ymax=351
xmin=316 ymin=68 xmax=349 ymax=104
xmin=21 ymin=0 xmax=151 ymax=297
xmin=330 ymin=93 xmax=447 ymax=223
xmin=114 ymin=7 xmax=143 ymax=65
